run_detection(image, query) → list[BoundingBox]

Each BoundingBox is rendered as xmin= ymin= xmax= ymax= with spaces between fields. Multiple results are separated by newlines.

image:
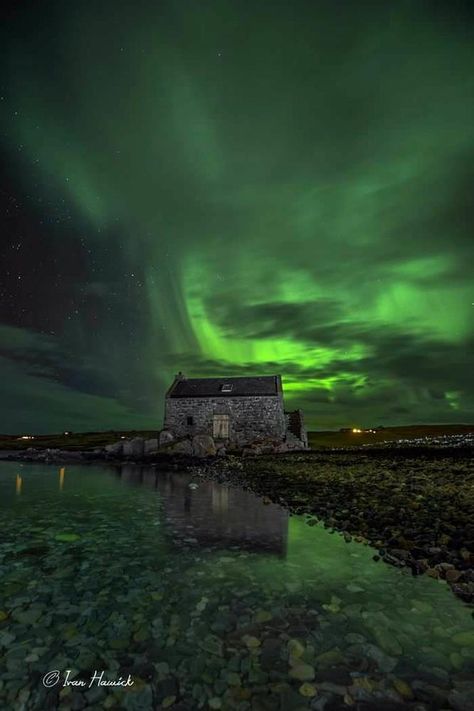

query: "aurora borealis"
xmin=0 ymin=0 xmax=473 ymax=433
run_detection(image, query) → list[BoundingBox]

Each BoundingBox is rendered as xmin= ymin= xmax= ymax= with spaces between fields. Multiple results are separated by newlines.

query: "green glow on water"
xmin=0 ymin=462 xmax=473 ymax=707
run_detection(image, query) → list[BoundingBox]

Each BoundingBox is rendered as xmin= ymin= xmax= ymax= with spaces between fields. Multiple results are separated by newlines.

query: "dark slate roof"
xmin=167 ymin=375 xmax=281 ymax=398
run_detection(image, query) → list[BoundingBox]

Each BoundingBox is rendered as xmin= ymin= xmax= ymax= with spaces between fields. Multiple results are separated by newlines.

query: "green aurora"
xmin=0 ymin=0 xmax=473 ymax=432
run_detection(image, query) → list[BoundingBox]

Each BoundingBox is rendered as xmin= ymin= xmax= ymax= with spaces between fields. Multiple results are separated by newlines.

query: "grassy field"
xmin=307 ymin=423 xmax=474 ymax=449
xmin=0 ymin=423 xmax=472 ymax=451
xmin=0 ymin=430 xmax=159 ymax=451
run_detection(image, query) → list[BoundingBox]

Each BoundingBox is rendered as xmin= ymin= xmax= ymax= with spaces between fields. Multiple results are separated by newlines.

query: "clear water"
xmin=0 ymin=461 xmax=473 ymax=710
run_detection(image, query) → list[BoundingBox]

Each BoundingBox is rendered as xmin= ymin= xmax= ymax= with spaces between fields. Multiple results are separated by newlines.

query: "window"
xmin=220 ymin=383 xmax=233 ymax=393
xmin=186 ymin=416 xmax=194 ymax=426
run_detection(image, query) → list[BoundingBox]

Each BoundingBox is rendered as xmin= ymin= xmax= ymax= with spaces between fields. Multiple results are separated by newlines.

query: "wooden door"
xmin=213 ymin=414 xmax=229 ymax=439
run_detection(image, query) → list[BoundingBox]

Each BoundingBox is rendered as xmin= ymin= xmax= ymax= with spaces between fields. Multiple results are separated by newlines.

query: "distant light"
xmin=120 ymin=436 xmax=126 ymax=439
xmin=352 ymin=428 xmax=362 ymax=434
xmin=64 ymin=431 xmax=70 ymax=436
xmin=18 ymin=435 xmax=35 ymax=440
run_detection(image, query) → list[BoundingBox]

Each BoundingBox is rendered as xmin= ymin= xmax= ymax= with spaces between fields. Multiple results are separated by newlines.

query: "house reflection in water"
xmin=116 ymin=465 xmax=288 ymax=556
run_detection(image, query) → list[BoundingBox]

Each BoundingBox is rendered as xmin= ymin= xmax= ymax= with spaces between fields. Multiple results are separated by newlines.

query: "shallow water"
xmin=0 ymin=461 xmax=473 ymax=710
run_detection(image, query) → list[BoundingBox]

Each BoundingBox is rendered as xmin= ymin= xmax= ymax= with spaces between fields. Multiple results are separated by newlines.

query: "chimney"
xmin=175 ymin=371 xmax=185 ymax=381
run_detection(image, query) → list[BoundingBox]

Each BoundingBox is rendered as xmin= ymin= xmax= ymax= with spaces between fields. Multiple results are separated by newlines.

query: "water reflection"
xmin=1 ymin=461 xmax=473 ymax=710
xmin=116 ymin=464 xmax=288 ymax=555
xmin=59 ymin=466 xmax=65 ymax=491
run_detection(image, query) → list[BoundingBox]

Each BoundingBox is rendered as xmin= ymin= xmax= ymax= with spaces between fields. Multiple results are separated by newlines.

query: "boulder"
xmin=285 ymin=432 xmax=306 ymax=450
xmin=159 ymin=430 xmax=174 ymax=447
xmin=192 ymin=434 xmax=217 ymax=458
xmin=122 ymin=437 xmax=145 ymax=458
xmin=169 ymin=439 xmax=193 ymax=456
xmin=144 ymin=438 xmax=159 ymax=455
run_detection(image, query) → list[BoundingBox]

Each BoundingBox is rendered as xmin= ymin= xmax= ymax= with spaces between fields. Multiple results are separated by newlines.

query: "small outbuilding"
xmin=163 ymin=372 xmax=308 ymax=449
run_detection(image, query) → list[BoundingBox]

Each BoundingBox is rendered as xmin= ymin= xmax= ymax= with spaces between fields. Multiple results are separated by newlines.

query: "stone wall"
xmin=285 ymin=409 xmax=309 ymax=449
xmin=164 ymin=395 xmax=286 ymax=445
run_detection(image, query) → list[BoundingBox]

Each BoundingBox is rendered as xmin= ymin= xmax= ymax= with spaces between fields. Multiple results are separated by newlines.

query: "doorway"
xmin=213 ymin=414 xmax=230 ymax=439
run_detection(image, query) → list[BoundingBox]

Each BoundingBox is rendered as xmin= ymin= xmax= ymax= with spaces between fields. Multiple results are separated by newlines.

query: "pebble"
xmin=289 ymin=663 xmax=315 ymax=681
xmin=298 ymin=682 xmax=317 ymax=697
xmin=242 ymin=635 xmax=260 ymax=649
xmin=287 ymin=639 xmax=305 ymax=658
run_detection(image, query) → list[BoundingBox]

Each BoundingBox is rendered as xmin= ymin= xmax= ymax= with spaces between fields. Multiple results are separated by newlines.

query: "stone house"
xmin=163 ymin=373 xmax=308 ymax=449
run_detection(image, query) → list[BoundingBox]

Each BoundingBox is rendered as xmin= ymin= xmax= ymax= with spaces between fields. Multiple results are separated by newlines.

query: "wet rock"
xmin=412 ymin=680 xmax=450 ymax=706
xmin=169 ymin=439 xmax=193 ymax=456
xmin=287 ymin=639 xmax=305 ymax=659
xmin=363 ymin=644 xmax=397 ymax=672
xmin=446 ymin=569 xmax=463 ymax=583
xmin=298 ymin=682 xmax=317 ymax=697
xmin=159 ymin=430 xmax=175 ymax=447
xmin=452 ymin=631 xmax=474 ymax=646
xmin=226 ymin=671 xmax=241 ymax=687
xmin=255 ymin=610 xmax=272 ymax=624
xmin=318 ymin=681 xmax=347 ymax=696
xmin=156 ymin=677 xmax=178 ymax=703
xmin=315 ymin=649 xmax=344 ymax=667
xmin=345 ymin=633 xmax=366 ymax=645
xmin=392 ymin=678 xmax=413 ymax=699
xmin=54 ymin=532 xmax=80 ymax=543
xmin=314 ymin=669 xmax=352 ymax=686
xmin=242 ymin=634 xmax=260 ymax=649
xmin=346 ymin=584 xmax=364 ymax=593
xmin=288 ymin=662 xmax=315 ymax=681
xmin=105 ymin=441 xmax=123 ymax=456
xmin=144 ymin=438 xmax=159 ymax=455
xmin=199 ymin=634 xmax=223 ymax=657
xmin=448 ymin=689 xmax=474 ymax=711
xmin=192 ymin=435 xmax=217 ymax=458
xmin=123 ymin=438 xmax=145 ymax=458
xmin=261 ymin=638 xmax=282 ymax=670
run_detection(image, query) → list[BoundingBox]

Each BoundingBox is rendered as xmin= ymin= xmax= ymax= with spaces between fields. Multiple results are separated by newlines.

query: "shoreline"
xmin=2 ymin=445 xmax=473 ymax=605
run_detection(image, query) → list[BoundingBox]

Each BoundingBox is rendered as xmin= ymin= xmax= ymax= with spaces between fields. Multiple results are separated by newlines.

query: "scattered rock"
xmin=299 ymin=682 xmax=317 ymax=697
xmin=192 ymin=435 xmax=217 ymax=458
xmin=144 ymin=438 xmax=159 ymax=455
xmin=289 ymin=662 xmax=315 ymax=681
xmin=105 ymin=441 xmax=123 ymax=456
xmin=169 ymin=439 xmax=193 ymax=456
xmin=159 ymin=430 xmax=175 ymax=447
xmin=123 ymin=437 xmax=145 ymax=458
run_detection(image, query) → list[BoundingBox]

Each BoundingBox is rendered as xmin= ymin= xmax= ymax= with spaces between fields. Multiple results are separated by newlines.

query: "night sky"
xmin=1 ymin=0 xmax=473 ymax=433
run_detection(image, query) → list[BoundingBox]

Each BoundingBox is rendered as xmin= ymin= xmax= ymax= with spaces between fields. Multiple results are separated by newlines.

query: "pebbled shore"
xmin=196 ymin=448 xmax=474 ymax=605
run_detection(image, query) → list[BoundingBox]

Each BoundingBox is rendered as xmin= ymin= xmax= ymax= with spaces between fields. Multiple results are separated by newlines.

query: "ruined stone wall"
xmin=164 ymin=395 xmax=286 ymax=444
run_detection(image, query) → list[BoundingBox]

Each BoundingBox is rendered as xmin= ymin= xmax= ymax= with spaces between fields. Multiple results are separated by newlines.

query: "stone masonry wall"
xmin=164 ymin=395 xmax=286 ymax=445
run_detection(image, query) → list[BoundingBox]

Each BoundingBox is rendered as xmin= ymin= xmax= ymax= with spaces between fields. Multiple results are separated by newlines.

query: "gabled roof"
xmin=167 ymin=375 xmax=281 ymax=398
